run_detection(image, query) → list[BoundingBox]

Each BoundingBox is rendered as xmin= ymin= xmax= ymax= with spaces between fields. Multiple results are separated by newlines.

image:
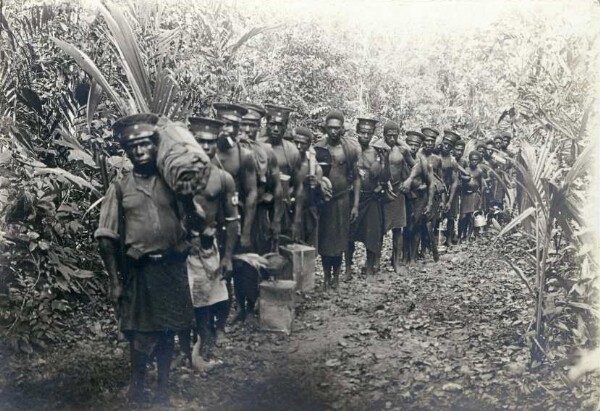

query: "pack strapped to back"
xmin=238 ymin=138 xmax=269 ymax=185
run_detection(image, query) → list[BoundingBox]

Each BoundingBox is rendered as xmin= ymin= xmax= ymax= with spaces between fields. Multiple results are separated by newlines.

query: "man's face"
xmin=494 ymin=138 xmax=503 ymax=150
xmin=384 ymin=130 xmax=399 ymax=147
xmin=220 ymin=118 xmax=239 ymax=140
xmin=477 ymin=146 xmax=486 ymax=157
xmin=486 ymin=143 xmax=494 ymax=158
xmin=294 ymin=136 xmax=311 ymax=156
xmin=197 ymin=137 xmax=218 ymax=159
xmin=325 ymin=119 xmax=344 ymax=142
xmin=241 ymin=120 xmax=260 ymax=140
xmin=502 ymin=136 xmax=511 ymax=149
xmin=407 ymin=140 xmax=421 ymax=156
xmin=441 ymin=139 xmax=453 ymax=155
xmin=423 ymin=137 xmax=435 ymax=153
xmin=266 ymin=116 xmax=287 ymax=142
xmin=124 ymin=137 xmax=157 ymax=168
xmin=454 ymin=146 xmax=464 ymax=159
xmin=356 ymin=125 xmax=374 ymax=147
xmin=469 ymin=154 xmax=481 ymax=168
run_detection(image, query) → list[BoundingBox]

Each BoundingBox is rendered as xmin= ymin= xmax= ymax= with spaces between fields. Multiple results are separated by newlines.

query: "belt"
xmin=134 ymin=249 xmax=187 ymax=265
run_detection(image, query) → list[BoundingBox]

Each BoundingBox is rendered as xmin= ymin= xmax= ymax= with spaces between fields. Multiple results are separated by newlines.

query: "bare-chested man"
xmin=212 ymin=103 xmax=258 ymax=341
xmin=259 ymin=104 xmax=302 ymax=240
xmin=314 ymin=110 xmax=361 ymax=289
xmin=401 ymin=129 xmax=445 ymax=262
xmin=240 ymin=103 xmax=284 ymax=255
xmin=186 ymin=117 xmax=240 ymax=368
xmin=291 ymin=126 xmax=325 ymax=247
xmin=346 ymin=118 xmax=388 ymax=279
xmin=439 ymin=130 xmax=461 ymax=247
xmin=458 ymin=151 xmax=485 ymax=241
xmin=402 ymin=131 xmax=424 ymax=264
xmin=213 ymin=103 xmax=258 ymax=249
xmin=381 ymin=120 xmax=415 ymax=273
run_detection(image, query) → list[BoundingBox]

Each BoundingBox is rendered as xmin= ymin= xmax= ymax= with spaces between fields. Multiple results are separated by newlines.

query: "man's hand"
xmin=399 ymin=180 xmax=411 ymax=193
xmin=240 ymin=233 xmax=251 ymax=248
xmin=424 ymin=204 xmax=432 ymax=219
xmin=219 ymin=257 xmax=233 ymax=280
xmin=350 ymin=206 xmax=359 ymax=223
xmin=109 ymin=281 xmax=123 ymax=307
xmin=444 ymin=202 xmax=451 ymax=213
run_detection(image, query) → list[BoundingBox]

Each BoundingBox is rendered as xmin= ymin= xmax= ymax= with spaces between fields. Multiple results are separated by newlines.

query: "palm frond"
xmin=86 ymin=79 xmax=103 ymax=130
xmin=100 ymin=2 xmax=152 ymax=110
xmin=51 ymin=36 xmax=129 ymax=115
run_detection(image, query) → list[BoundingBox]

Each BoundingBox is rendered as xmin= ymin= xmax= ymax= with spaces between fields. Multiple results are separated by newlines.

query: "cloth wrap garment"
xmin=187 ymin=240 xmax=228 ymax=308
xmin=350 ymin=146 xmax=386 ymax=254
xmin=315 ymin=136 xmax=360 ymax=257
xmin=460 ymin=168 xmax=482 ymax=214
xmin=384 ymin=183 xmax=407 ymax=231
xmin=351 ymin=191 xmax=384 ymax=254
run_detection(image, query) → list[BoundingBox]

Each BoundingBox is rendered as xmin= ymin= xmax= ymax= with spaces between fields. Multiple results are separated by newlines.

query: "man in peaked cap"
xmin=259 ymin=103 xmax=302 ymax=241
xmin=401 ymin=128 xmax=445 ymax=263
xmin=96 ymin=113 xmax=193 ymax=403
xmin=439 ymin=130 xmax=462 ymax=246
xmin=291 ymin=126 xmax=327 ymax=247
xmin=212 ymin=102 xmax=257 ymax=250
xmin=225 ymin=103 xmax=285 ymax=325
xmin=314 ymin=109 xmax=361 ymax=289
xmin=346 ymin=117 xmax=388 ymax=280
xmin=405 ymin=130 xmax=424 ymax=159
xmin=240 ymin=103 xmax=284 ymax=255
xmin=186 ymin=117 xmax=240 ymax=368
xmin=382 ymin=120 xmax=415 ymax=273
xmin=421 ymin=127 xmax=440 ymax=154
xmin=212 ymin=102 xmax=258 ymax=342
xmin=402 ymin=130 xmax=424 ymax=264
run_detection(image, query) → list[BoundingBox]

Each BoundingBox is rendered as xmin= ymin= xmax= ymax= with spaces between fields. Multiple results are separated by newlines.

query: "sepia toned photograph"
xmin=0 ymin=0 xmax=599 ymax=410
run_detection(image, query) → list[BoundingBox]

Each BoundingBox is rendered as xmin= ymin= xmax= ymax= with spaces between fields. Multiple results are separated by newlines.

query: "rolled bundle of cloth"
xmin=157 ymin=121 xmax=211 ymax=195
xmin=238 ymin=137 xmax=269 ymax=185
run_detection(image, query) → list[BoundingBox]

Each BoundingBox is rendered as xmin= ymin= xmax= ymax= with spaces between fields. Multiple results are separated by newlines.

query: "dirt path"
xmin=0 ymin=237 xmax=595 ymax=410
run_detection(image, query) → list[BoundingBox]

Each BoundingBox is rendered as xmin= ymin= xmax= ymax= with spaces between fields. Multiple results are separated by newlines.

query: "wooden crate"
xmin=259 ymin=280 xmax=296 ymax=334
xmin=280 ymin=244 xmax=316 ymax=292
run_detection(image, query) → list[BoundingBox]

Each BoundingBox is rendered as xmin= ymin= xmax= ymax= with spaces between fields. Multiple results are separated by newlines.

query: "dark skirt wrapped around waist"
xmin=460 ymin=191 xmax=480 ymax=215
xmin=412 ymin=188 xmax=441 ymax=222
xmin=318 ymin=193 xmax=350 ymax=257
xmin=384 ymin=190 xmax=406 ymax=231
xmin=119 ymin=258 xmax=193 ymax=333
xmin=350 ymin=193 xmax=384 ymax=254
xmin=252 ymin=202 xmax=274 ymax=255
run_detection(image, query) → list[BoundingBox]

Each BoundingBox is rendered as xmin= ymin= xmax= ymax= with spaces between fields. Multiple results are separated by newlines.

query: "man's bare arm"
xmin=240 ymin=150 xmax=258 ymax=248
xmin=222 ymin=172 xmax=241 ymax=271
xmin=269 ymin=150 xmax=284 ymax=238
xmin=98 ymin=238 xmax=121 ymax=304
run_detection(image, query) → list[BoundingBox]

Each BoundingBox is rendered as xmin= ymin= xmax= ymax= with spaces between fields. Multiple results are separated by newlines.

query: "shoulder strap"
xmin=114 ymin=180 xmax=128 ymax=281
xmin=339 ymin=138 xmax=352 ymax=181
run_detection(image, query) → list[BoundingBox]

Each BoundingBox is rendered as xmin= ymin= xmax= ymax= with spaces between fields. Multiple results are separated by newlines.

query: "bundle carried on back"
xmin=157 ymin=121 xmax=212 ymax=195
xmin=238 ymin=137 xmax=269 ymax=185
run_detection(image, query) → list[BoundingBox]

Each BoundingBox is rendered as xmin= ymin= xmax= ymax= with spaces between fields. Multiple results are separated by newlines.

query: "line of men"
xmin=95 ymin=105 xmax=515 ymax=403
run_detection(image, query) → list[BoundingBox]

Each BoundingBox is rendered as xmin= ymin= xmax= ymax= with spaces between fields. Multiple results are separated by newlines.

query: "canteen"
xmin=473 ymin=211 xmax=487 ymax=228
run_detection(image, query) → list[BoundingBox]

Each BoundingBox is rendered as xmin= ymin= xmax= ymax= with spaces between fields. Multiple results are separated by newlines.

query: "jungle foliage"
xmin=0 ymin=0 xmax=598 ymax=381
